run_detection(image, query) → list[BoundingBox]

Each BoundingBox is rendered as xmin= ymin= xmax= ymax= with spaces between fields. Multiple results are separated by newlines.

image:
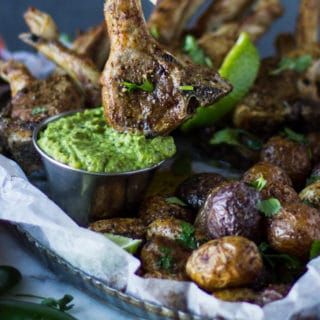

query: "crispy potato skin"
xmin=267 ymin=202 xmax=320 ymax=259
xmin=260 ymin=136 xmax=311 ymax=189
xmin=186 ymin=236 xmax=263 ymax=291
xmin=195 ymin=181 xmax=262 ymax=242
xmin=176 ymin=173 xmax=225 ymax=211
xmin=89 ymin=218 xmax=145 ymax=239
xmin=299 ymin=180 xmax=320 ymax=209
xmin=242 ymin=161 xmax=293 ymax=187
xmin=138 ymin=194 xmax=193 ymax=225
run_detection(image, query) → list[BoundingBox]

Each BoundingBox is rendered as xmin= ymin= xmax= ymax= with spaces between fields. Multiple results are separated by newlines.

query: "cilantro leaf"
xmin=258 ymin=242 xmax=303 ymax=283
xmin=179 ymin=221 xmax=197 ymax=250
xmin=210 ymin=128 xmax=263 ymax=151
xmin=257 ymin=198 xmax=282 ymax=217
xmin=283 ymin=127 xmax=307 ymax=144
xmin=306 ymin=174 xmax=320 ymax=186
xmin=157 ymin=246 xmax=173 ymax=270
xmin=122 ymin=78 xmax=154 ymax=93
xmin=270 ymin=54 xmax=312 ymax=75
xmin=310 ymin=240 xmax=320 ymax=260
xmin=165 ymin=196 xmax=187 ymax=207
xmin=179 ymin=85 xmax=194 ymax=91
xmin=250 ymin=175 xmax=267 ymax=191
xmin=31 ymin=106 xmax=47 ymax=115
xmin=182 ymin=35 xmax=212 ymax=67
xmin=150 ymin=26 xmax=159 ymax=39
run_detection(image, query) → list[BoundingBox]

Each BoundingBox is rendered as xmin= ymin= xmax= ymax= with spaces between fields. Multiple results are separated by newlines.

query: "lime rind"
xmin=181 ymin=32 xmax=260 ymax=132
xmin=104 ymin=233 xmax=142 ymax=254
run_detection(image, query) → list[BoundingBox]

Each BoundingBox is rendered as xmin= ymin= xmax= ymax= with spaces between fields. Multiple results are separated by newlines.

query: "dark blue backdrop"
xmin=0 ymin=0 xmax=299 ymax=57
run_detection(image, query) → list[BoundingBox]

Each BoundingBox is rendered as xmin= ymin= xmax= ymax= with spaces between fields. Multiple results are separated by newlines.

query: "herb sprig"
xmin=210 ymin=128 xmax=263 ymax=151
xmin=122 ymin=78 xmax=154 ymax=93
xmin=270 ymin=54 xmax=312 ymax=75
xmin=182 ymin=35 xmax=212 ymax=67
xmin=179 ymin=221 xmax=197 ymax=250
xmin=257 ymin=198 xmax=282 ymax=217
xmin=157 ymin=246 xmax=173 ymax=270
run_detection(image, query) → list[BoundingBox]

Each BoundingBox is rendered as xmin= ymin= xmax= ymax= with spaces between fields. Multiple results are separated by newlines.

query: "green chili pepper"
xmin=0 ymin=265 xmax=22 ymax=294
xmin=0 ymin=299 xmax=78 ymax=320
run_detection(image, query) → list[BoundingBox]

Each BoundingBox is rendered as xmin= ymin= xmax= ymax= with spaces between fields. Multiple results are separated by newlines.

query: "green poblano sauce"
xmin=38 ymin=108 xmax=176 ymax=172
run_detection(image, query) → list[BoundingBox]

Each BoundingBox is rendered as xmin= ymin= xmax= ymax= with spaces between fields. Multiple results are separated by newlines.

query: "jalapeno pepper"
xmin=0 ymin=299 xmax=78 ymax=320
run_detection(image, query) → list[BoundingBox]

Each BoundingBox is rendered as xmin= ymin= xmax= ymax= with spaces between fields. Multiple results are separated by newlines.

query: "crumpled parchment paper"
xmin=1 ymin=154 xmax=320 ymax=320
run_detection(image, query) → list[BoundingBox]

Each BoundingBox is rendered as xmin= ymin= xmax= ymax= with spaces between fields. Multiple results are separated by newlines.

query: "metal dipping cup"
xmin=32 ymin=111 xmax=165 ymax=227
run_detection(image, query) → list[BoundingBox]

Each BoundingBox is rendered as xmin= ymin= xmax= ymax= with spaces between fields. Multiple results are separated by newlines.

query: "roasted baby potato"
xmin=138 ymin=194 xmax=193 ymax=225
xmin=260 ymin=135 xmax=311 ymax=189
xmin=267 ymin=202 xmax=320 ymax=259
xmin=186 ymin=236 xmax=263 ymax=291
xmin=299 ymin=180 xmax=320 ymax=209
xmin=89 ymin=218 xmax=145 ymax=239
xmin=242 ymin=161 xmax=293 ymax=187
xmin=195 ymin=181 xmax=262 ymax=242
xmin=140 ymin=236 xmax=191 ymax=279
xmin=176 ymin=173 xmax=226 ymax=211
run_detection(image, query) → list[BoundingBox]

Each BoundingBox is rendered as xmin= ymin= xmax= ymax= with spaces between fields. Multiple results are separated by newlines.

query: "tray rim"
xmin=11 ymin=222 xmax=210 ymax=320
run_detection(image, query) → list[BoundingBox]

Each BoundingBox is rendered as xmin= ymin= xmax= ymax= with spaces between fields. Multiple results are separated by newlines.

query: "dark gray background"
xmin=0 ymin=0 xmax=299 ymax=57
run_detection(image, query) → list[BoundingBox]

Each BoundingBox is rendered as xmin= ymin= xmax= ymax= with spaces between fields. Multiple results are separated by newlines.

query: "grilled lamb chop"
xmin=233 ymin=0 xmax=320 ymax=134
xmin=72 ymin=22 xmax=110 ymax=70
xmin=0 ymin=59 xmax=84 ymax=174
xmin=147 ymin=0 xmax=206 ymax=44
xmin=24 ymin=7 xmax=59 ymax=40
xmin=24 ymin=7 xmax=109 ymax=71
xmin=191 ymin=0 xmax=254 ymax=37
xmin=20 ymin=33 xmax=101 ymax=107
xmin=197 ymin=0 xmax=283 ymax=69
xmin=101 ymin=0 xmax=231 ymax=137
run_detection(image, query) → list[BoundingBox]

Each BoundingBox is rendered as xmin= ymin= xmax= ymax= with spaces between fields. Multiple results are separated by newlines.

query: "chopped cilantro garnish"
xmin=259 ymin=242 xmax=302 ymax=271
xmin=250 ymin=175 xmax=267 ymax=191
xmin=270 ymin=54 xmax=312 ymax=75
xmin=283 ymin=127 xmax=307 ymax=144
xmin=165 ymin=196 xmax=187 ymax=207
xmin=59 ymin=33 xmax=73 ymax=45
xmin=310 ymin=240 xmax=320 ymax=260
xmin=157 ymin=246 xmax=173 ymax=270
xmin=179 ymin=85 xmax=194 ymax=91
xmin=306 ymin=174 xmax=320 ymax=186
xmin=150 ymin=26 xmax=159 ymax=39
xmin=182 ymin=35 xmax=213 ymax=68
xmin=210 ymin=128 xmax=262 ymax=151
xmin=31 ymin=106 xmax=47 ymax=115
xmin=179 ymin=221 xmax=197 ymax=250
xmin=122 ymin=78 xmax=154 ymax=93
xmin=257 ymin=198 xmax=282 ymax=217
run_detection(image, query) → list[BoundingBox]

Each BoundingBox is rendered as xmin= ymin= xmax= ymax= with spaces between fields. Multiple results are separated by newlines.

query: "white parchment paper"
xmin=1 ymin=154 xmax=320 ymax=319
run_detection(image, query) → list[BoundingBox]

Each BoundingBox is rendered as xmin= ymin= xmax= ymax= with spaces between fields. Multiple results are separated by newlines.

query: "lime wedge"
xmin=104 ymin=233 xmax=142 ymax=254
xmin=181 ymin=32 xmax=260 ymax=132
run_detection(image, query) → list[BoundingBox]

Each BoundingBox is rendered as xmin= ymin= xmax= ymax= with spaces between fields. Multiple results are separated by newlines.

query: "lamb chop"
xmin=24 ymin=7 xmax=109 ymax=71
xmin=233 ymin=0 xmax=320 ymax=134
xmin=0 ymin=59 xmax=84 ymax=174
xmin=197 ymin=0 xmax=284 ymax=69
xmin=101 ymin=0 xmax=231 ymax=137
xmin=72 ymin=22 xmax=109 ymax=71
xmin=147 ymin=0 xmax=206 ymax=44
xmin=24 ymin=7 xmax=59 ymax=40
xmin=20 ymin=31 xmax=101 ymax=107
xmin=191 ymin=0 xmax=254 ymax=37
